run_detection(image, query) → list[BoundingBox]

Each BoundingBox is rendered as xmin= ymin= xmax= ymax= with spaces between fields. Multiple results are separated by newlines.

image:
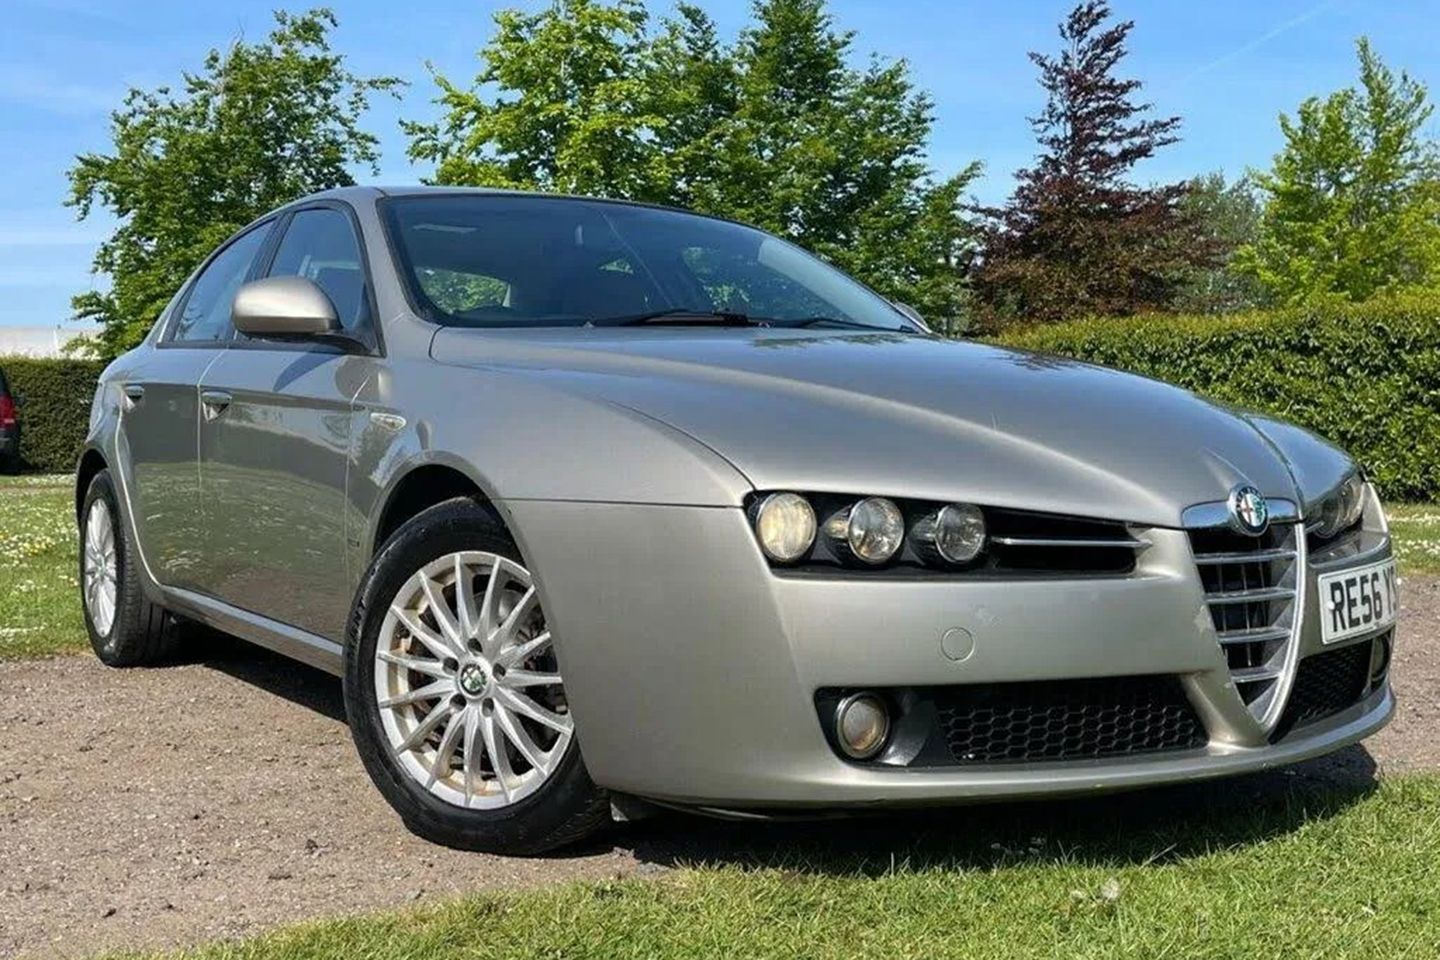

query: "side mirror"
xmin=892 ymin=301 xmax=931 ymax=333
xmin=232 ymin=276 xmax=340 ymax=339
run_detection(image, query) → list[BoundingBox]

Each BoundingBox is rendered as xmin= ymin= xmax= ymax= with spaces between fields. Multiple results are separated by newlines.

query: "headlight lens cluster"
xmin=824 ymin=497 xmax=906 ymax=564
xmin=751 ymin=492 xmax=988 ymax=568
xmin=752 ymin=492 xmax=818 ymax=563
xmin=1310 ymin=474 xmax=1366 ymax=540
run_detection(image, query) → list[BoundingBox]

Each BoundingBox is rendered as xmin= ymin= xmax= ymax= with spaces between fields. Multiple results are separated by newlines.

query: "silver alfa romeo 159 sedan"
xmin=77 ymin=186 xmax=1398 ymax=853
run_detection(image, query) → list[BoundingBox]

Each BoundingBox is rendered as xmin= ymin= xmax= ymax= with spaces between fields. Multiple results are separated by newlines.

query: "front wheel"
xmin=344 ymin=498 xmax=609 ymax=854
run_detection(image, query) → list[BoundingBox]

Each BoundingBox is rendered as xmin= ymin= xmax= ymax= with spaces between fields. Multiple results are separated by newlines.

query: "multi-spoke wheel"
xmin=345 ymin=497 xmax=609 ymax=853
xmin=376 ymin=551 xmax=572 ymax=809
xmin=82 ymin=496 xmax=118 ymax=638
xmin=79 ymin=468 xmax=175 ymax=666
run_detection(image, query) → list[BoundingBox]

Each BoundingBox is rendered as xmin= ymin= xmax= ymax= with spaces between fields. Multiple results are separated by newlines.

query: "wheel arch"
xmin=75 ymin=446 xmax=109 ymax=521
xmin=369 ymin=457 xmax=502 ymax=558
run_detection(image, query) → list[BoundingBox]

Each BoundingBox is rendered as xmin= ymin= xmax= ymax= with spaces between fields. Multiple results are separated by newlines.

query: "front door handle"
xmin=200 ymin=389 xmax=232 ymax=421
xmin=122 ymin=383 xmax=145 ymax=408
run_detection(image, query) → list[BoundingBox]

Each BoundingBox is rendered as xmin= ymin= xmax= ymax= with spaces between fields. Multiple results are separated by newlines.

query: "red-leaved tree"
xmin=972 ymin=1 xmax=1211 ymax=328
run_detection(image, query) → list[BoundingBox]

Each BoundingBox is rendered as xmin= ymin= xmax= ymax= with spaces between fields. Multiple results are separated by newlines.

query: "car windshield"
xmin=381 ymin=194 xmax=917 ymax=332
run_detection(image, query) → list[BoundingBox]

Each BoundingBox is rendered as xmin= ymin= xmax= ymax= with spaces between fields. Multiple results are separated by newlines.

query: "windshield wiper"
xmin=589 ymin=308 xmax=764 ymax=327
xmin=775 ymin=315 xmax=917 ymax=333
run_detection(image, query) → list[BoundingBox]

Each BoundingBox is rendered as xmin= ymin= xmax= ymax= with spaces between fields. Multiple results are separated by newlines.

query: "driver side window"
xmin=264 ymin=207 xmax=371 ymax=335
xmin=169 ymin=223 xmax=271 ymax=343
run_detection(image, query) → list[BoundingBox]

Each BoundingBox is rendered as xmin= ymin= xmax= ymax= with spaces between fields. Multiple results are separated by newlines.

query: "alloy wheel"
xmin=374 ymin=551 xmax=573 ymax=810
xmin=82 ymin=500 xmax=118 ymax=637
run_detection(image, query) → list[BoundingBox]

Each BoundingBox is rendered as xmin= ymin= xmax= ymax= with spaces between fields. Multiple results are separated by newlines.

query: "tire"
xmin=344 ymin=497 xmax=609 ymax=854
xmin=80 ymin=469 xmax=177 ymax=666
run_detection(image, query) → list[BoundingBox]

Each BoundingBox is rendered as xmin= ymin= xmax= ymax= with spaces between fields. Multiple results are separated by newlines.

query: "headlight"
xmin=1311 ymin=474 xmax=1366 ymax=539
xmin=913 ymin=503 xmax=986 ymax=564
xmin=825 ymin=497 xmax=905 ymax=564
xmin=752 ymin=492 xmax=816 ymax=563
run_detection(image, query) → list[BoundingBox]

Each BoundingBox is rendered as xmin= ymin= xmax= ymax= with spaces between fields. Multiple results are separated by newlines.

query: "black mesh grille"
xmin=1275 ymin=638 xmax=1376 ymax=735
xmin=931 ymin=676 xmax=1207 ymax=764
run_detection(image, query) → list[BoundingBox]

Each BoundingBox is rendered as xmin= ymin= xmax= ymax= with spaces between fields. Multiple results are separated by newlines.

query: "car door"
xmin=194 ymin=203 xmax=378 ymax=641
xmin=116 ymin=220 xmax=273 ymax=592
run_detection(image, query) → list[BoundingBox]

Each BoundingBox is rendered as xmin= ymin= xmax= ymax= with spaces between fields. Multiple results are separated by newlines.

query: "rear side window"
xmin=265 ymin=208 xmax=370 ymax=333
xmin=170 ymin=223 xmax=271 ymax=342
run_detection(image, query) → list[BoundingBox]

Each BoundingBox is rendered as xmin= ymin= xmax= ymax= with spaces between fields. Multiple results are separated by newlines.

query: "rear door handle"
xmin=122 ymin=384 xmax=145 ymax=407
xmin=200 ymin=389 xmax=232 ymax=420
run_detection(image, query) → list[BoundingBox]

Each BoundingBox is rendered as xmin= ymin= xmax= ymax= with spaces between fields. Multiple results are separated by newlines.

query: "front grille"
xmin=930 ymin=676 xmax=1207 ymax=764
xmin=1274 ymin=637 xmax=1379 ymax=736
xmin=984 ymin=509 xmax=1141 ymax=575
xmin=1188 ymin=523 xmax=1303 ymax=727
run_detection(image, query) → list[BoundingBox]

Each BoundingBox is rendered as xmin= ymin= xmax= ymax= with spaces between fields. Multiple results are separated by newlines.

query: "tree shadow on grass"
xmin=617 ymin=746 xmax=1380 ymax=875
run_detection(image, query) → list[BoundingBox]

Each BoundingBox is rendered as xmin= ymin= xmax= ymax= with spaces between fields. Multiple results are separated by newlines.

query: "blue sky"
xmin=1 ymin=0 xmax=1437 ymax=328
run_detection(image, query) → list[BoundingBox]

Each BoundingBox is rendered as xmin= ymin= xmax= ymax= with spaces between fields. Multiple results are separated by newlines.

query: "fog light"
xmin=835 ymin=692 xmax=890 ymax=759
xmin=826 ymin=497 xmax=905 ymax=564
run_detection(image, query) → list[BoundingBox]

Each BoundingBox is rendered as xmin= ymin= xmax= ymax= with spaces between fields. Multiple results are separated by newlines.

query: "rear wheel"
xmin=80 ymin=469 xmax=176 ymax=666
xmin=344 ymin=498 xmax=609 ymax=854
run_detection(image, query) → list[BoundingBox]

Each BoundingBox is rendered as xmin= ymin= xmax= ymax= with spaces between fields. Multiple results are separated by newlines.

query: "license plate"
xmin=1317 ymin=559 xmax=1398 ymax=644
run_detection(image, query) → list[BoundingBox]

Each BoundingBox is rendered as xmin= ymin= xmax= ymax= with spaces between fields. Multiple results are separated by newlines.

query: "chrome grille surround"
xmin=1185 ymin=501 xmax=1307 ymax=735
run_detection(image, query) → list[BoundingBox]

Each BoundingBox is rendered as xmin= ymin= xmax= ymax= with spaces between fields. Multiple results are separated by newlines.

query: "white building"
xmin=0 ymin=324 xmax=98 ymax=358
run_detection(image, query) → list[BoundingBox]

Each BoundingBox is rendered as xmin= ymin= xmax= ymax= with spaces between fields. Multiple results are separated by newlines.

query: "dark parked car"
xmin=0 ymin=365 xmax=19 ymax=473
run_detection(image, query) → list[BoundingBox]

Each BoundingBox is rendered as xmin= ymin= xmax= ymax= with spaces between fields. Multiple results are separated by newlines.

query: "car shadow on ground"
xmin=616 ymin=745 xmax=1379 ymax=875
xmin=177 ymin=624 xmax=348 ymax=723
xmin=176 ymin=631 xmax=1382 ymax=875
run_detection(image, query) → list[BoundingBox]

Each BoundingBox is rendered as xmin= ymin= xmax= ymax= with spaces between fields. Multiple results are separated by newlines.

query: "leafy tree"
xmin=1172 ymin=171 xmax=1266 ymax=313
xmin=68 ymin=9 xmax=401 ymax=357
xmin=972 ymin=1 xmax=1205 ymax=328
xmin=406 ymin=0 xmax=661 ymax=199
xmin=408 ymin=0 xmax=978 ymax=333
xmin=1236 ymin=39 xmax=1440 ymax=305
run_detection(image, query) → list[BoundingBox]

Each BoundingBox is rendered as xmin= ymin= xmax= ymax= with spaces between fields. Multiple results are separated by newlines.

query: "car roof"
xmin=289 ymin=184 xmax=710 ymax=220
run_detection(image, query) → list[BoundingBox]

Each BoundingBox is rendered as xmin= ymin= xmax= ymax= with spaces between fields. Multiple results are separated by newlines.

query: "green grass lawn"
xmin=4 ymin=474 xmax=1437 ymax=956
xmin=0 ymin=473 xmax=84 ymax=659
xmin=124 ymin=776 xmax=1440 ymax=959
xmin=3 ymin=474 xmax=1439 ymax=661
xmin=1390 ymin=503 xmax=1440 ymax=575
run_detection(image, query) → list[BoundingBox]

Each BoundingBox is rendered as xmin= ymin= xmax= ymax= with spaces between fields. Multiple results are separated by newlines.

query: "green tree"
xmin=1237 ymin=38 xmax=1440 ymax=305
xmin=972 ymin=1 xmax=1206 ymax=328
xmin=407 ymin=0 xmax=978 ymax=333
xmin=1172 ymin=171 xmax=1266 ymax=313
xmin=406 ymin=0 xmax=661 ymax=199
xmin=68 ymin=9 xmax=401 ymax=357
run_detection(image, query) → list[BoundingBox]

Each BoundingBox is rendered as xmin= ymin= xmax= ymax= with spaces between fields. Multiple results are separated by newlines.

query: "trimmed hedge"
xmin=991 ymin=296 xmax=1440 ymax=502
xmin=0 ymin=356 xmax=106 ymax=473
xmin=4 ymin=298 xmax=1437 ymax=498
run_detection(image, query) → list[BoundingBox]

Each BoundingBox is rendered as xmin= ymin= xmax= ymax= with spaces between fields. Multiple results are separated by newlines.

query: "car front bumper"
xmin=502 ymin=494 xmax=1395 ymax=810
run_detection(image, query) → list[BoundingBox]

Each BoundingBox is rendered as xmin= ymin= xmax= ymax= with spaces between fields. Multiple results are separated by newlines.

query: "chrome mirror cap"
xmin=232 ymin=276 xmax=341 ymax=338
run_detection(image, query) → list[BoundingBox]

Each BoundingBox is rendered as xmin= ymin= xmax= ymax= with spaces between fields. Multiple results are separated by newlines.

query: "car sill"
xmin=162 ymin=587 xmax=345 ymax=676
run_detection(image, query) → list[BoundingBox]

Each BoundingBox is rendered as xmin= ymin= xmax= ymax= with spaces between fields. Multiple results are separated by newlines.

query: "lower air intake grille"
xmin=1275 ymin=637 xmax=1377 ymax=735
xmin=932 ymin=676 xmax=1207 ymax=764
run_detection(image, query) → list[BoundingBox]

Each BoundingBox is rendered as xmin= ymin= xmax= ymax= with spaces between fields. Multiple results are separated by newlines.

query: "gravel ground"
xmin=2 ymin=576 xmax=1437 ymax=959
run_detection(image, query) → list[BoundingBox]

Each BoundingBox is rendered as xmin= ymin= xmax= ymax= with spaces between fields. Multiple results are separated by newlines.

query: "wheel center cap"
xmin=457 ymin=662 xmax=488 ymax=696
